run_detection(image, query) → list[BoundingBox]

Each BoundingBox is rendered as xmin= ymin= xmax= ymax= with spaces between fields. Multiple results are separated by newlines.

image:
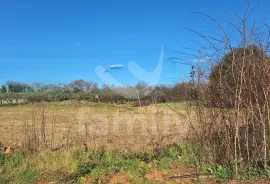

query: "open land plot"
xmin=0 ymin=102 xmax=191 ymax=151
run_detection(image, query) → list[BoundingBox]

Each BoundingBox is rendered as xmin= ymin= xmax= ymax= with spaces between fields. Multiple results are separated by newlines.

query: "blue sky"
xmin=0 ymin=0 xmax=269 ymax=86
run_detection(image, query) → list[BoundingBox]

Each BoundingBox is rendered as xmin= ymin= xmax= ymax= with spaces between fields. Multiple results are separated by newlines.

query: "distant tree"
xmin=150 ymin=86 xmax=166 ymax=103
xmin=1 ymin=85 xmax=7 ymax=93
xmin=170 ymin=82 xmax=191 ymax=101
xmin=89 ymin=82 xmax=100 ymax=93
xmin=100 ymin=85 xmax=114 ymax=103
xmin=6 ymin=81 xmax=28 ymax=93
xmin=69 ymin=79 xmax=96 ymax=93
xmin=134 ymin=81 xmax=150 ymax=107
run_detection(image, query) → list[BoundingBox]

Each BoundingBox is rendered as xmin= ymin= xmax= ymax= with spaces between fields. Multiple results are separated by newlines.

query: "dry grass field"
xmin=1 ymin=102 xmax=268 ymax=184
xmin=0 ymin=102 xmax=190 ymax=152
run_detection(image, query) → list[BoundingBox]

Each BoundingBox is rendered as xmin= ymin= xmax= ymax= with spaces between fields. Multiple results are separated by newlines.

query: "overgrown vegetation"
xmin=0 ymin=144 xmax=182 ymax=184
xmin=173 ymin=1 xmax=270 ymax=181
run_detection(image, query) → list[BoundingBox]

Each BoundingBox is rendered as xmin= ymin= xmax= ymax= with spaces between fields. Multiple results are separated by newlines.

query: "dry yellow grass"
xmin=0 ymin=102 xmax=190 ymax=151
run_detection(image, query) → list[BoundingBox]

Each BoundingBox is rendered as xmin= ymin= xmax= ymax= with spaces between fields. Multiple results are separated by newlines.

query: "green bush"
xmin=203 ymin=165 xmax=231 ymax=181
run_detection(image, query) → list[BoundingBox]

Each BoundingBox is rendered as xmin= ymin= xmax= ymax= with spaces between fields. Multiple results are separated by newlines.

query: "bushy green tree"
xmin=1 ymin=85 xmax=7 ymax=93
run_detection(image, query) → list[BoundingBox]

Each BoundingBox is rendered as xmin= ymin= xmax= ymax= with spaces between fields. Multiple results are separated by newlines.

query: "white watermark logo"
xmin=76 ymin=45 xmax=184 ymax=137
xmin=94 ymin=45 xmax=164 ymax=99
xmin=77 ymin=105 xmax=186 ymax=137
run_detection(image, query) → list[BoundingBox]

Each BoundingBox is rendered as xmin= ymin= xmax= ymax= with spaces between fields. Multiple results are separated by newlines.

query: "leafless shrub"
xmin=177 ymin=1 xmax=270 ymax=178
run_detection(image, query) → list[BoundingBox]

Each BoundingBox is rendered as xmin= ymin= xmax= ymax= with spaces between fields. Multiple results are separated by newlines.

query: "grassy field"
xmin=0 ymin=101 xmax=198 ymax=183
xmin=1 ymin=102 xmax=268 ymax=183
xmin=0 ymin=101 xmax=190 ymax=152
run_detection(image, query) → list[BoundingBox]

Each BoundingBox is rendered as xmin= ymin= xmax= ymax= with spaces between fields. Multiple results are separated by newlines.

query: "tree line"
xmin=0 ymin=80 xmax=195 ymax=105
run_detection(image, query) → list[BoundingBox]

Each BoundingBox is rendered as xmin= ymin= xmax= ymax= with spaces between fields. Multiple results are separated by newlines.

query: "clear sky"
xmin=0 ymin=0 xmax=269 ymax=86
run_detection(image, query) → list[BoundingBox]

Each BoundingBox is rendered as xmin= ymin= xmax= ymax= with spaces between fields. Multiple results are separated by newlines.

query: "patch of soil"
xmin=109 ymin=174 xmax=130 ymax=184
xmin=145 ymin=167 xmax=169 ymax=183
